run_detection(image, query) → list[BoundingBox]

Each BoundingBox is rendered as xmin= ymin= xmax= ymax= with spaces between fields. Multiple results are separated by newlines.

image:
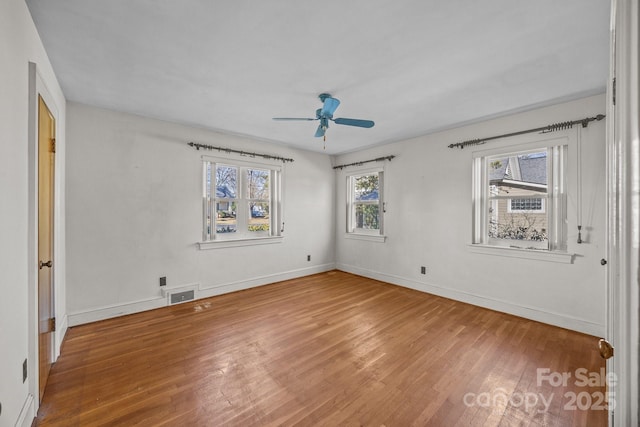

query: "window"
xmin=472 ymin=140 xmax=567 ymax=252
xmin=509 ymin=198 xmax=544 ymax=212
xmin=347 ymin=170 xmax=384 ymax=237
xmin=202 ymin=157 xmax=282 ymax=245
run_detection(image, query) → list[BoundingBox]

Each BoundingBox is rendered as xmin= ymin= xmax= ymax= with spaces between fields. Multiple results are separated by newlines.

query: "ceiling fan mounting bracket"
xmin=318 ymin=93 xmax=332 ymax=103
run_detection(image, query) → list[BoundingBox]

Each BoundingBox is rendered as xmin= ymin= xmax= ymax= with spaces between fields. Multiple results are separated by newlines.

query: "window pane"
xmin=216 ymin=165 xmax=237 ymax=199
xmin=247 ymin=169 xmax=269 ymax=199
xmin=488 ymin=151 xmax=547 ymax=188
xmin=214 ymin=165 xmax=237 ymax=234
xmin=487 ymin=151 xmax=548 ymax=244
xmin=488 ymin=202 xmax=548 ymax=242
xmin=248 ymin=202 xmax=270 ymax=233
xmin=355 ymin=203 xmax=380 ymax=229
xmin=216 ymin=201 xmax=237 ymax=233
xmin=354 ymin=174 xmax=379 ymax=201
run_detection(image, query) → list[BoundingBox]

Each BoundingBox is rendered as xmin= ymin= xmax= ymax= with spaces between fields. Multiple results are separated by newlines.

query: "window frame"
xmin=471 ymin=133 xmax=573 ymax=261
xmin=346 ymin=167 xmax=385 ymax=241
xmin=199 ymin=156 xmax=283 ymax=249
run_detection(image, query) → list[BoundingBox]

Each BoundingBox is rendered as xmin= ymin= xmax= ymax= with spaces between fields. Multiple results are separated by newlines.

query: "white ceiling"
xmin=26 ymin=0 xmax=610 ymax=155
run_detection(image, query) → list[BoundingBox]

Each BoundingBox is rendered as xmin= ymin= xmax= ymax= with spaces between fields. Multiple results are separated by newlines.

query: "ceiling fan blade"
xmin=273 ymin=117 xmax=317 ymax=121
xmin=333 ymin=118 xmax=375 ymax=128
xmin=314 ymin=124 xmax=326 ymax=138
xmin=320 ymin=97 xmax=340 ymax=117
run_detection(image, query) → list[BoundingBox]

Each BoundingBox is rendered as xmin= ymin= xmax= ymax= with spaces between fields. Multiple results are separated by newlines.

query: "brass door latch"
xmin=598 ymin=339 xmax=614 ymax=360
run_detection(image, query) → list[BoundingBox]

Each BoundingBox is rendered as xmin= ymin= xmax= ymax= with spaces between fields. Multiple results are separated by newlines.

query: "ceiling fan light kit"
xmin=273 ymin=93 xmax=374 ymax=143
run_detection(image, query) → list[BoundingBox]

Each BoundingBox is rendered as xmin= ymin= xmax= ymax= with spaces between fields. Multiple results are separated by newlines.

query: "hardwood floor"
xmin=36 ymin=271 xmax=607 ymax=426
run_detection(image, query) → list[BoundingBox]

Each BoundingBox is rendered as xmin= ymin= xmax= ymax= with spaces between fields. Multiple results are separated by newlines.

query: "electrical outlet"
xmin=420 ymin=266 xmax=426 ymax=275
xmin=307 ymin=255 xmax=311 ymax=262
xmin=160 ymin=276 xmax=167 ymax=287
xmin=23 ymin=359 xmax=27 ymax=383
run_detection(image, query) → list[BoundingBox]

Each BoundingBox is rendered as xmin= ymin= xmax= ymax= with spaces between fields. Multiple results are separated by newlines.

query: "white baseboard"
xmin=16 ymin=393 xmax=34 ymax=427
xmin=197 ymin=263 xmax=335 ymax=299
xmin=68 ymin=296 xmax=166 ymax=326
xmin=68 ymin=264 xmax=335 ymax=326
xmin=337 ymin=263 xmax=605 ymax=337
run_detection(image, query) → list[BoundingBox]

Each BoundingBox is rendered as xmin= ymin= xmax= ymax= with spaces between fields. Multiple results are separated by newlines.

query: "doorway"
xmin=37 ymin=94 xmax=55 ymax=402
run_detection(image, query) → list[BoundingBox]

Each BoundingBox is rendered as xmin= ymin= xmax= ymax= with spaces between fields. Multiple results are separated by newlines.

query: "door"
xmin=38 ymin=94 xmax=55 ymax=402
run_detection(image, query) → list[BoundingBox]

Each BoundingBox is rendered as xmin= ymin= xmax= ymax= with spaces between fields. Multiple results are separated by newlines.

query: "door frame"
xmin=606 ymin=0 xmax=639 ymax=425
xmin=27 ymin=62 xmax=63 ymax=415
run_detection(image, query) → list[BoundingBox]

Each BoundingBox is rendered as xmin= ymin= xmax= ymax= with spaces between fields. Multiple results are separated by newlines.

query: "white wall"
xmin=65 ymin=103 xmax=335 ymax=324
xmin=66 ymin=96 xmax=607 ymax=337
xmin=335 ymin=94 xmax=607 ymax=336
xmin=0 ymin=1 xmax=66 ymax=426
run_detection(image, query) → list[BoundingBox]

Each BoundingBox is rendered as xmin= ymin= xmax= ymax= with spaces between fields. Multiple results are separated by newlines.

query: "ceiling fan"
xmin=273 ymin=93 xmax=375 ymax=140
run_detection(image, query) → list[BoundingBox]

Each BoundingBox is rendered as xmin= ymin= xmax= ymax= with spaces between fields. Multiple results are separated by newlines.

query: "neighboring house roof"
xmin=518 ymin=156 xmax=546 ymax=185
xmin=489 ymin=160 xmax=509 ymax=181
xmin=489 ymin=154 xmax=547 ymax=192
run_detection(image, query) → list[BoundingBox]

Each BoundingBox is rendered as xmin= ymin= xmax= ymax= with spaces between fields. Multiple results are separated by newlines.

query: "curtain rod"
xmin=447 ymin=114 xmax=606 ymax=149
xmin=187 ymin=142 xmax=294 ymax=163
xmin=333 ymin=155 xmax=396 ymax=170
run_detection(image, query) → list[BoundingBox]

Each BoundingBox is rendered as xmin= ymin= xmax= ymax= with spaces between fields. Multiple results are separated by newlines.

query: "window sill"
xmin=467 ymin=244 xmax=574 ymax=264
xmin=344 ymin=233 xmax=386 ymax=243
xmin=198 ymin=236 xmax=283 ymax=250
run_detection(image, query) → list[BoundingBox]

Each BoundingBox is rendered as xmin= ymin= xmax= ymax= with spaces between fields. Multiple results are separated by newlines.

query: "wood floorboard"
xmin=36 ymin=271 xmax=607 ymax=426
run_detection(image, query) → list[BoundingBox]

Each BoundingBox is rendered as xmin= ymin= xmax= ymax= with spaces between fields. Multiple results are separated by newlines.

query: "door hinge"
xmin=49 ymin=317 xmax=56 ymax=332
xmin=50 ymin=138 xmax=56 ymax=153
